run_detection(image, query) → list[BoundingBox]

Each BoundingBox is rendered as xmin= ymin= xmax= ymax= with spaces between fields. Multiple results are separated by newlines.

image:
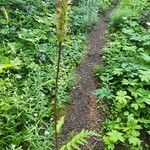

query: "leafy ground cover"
xmin=95 ymin=0 xmax=150 ymax=149
xmin=0 ymin=0 xmax=115 ymax=149
xmin=0 ymin=1 xmax=85 ymax=149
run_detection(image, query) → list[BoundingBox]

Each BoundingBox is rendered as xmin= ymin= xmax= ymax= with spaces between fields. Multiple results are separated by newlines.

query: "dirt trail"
xmin=59 ymin=8 xmax=115 ymax=149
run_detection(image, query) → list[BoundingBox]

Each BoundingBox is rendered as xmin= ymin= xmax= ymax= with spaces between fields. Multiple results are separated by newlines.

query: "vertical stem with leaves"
xmin=55 ymin=0 xmax=71 ymax=150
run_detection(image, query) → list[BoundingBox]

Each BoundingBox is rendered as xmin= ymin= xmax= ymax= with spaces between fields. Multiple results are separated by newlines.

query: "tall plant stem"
xmin=54 ymin=42 xmax=62 ymax=150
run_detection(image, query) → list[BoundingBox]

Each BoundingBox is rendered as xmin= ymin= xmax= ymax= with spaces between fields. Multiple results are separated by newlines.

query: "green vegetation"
xmin=95 ymin=0 xmax=150 ymax=149
xmin=0 ymin=1 xmax=85 ymax=149
xmin=1 ymin=0 xmax=149 ymax=150
xmin=71 ymin=0 xmax=115 ymax=33
xmin=60 ymin=130 xmax=100 ymax=150
xmin=0 ymin=0 xmax=115 ymax=149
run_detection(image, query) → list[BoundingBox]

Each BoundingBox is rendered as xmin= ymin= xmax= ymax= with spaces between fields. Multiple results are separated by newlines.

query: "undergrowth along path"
xmin=59 ymin=8 xmax=115 ymax=149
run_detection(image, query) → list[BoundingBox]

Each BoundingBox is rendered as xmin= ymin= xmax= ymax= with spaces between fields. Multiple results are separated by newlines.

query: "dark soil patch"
xmin=59 ymin=8 xmax=115 ymax=149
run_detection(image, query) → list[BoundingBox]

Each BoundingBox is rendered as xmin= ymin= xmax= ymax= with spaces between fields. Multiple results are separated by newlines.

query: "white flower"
xmin=45 ymin=131 xmax=49 ymax=135
xmin=146 ymin=22 xmax=150 ymax=26
xmin=34 ymin=113 xmax=38 ymax=117
xmin=16 ymin=74 xmax=22 ymax=79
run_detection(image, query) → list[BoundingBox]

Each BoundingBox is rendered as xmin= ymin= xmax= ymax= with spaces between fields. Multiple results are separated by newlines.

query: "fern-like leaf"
xmin=141 ymin=53 xmax=150 ymax=63
xmin=60 ymin=130 xmax=100 ymax=150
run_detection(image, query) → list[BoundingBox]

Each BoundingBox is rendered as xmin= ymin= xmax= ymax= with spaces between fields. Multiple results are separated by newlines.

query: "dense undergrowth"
xmin=0 ymin=0 xmax=115 ymax=149
xmin=95 ymin=0 xmax=150 ymax=149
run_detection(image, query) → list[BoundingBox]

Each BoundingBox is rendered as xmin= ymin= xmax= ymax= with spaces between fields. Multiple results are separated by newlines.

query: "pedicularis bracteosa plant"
xmin=55 ymin=0 xmax=71 ymax=149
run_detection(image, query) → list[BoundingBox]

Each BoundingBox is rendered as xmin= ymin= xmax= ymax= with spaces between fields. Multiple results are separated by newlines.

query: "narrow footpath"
xmin=59 ymin=8 xmax=115 ymax=149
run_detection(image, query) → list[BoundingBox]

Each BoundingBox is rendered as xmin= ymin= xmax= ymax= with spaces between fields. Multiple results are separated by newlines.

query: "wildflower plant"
xmin=55 ymin=1 xmax=71 ymax=149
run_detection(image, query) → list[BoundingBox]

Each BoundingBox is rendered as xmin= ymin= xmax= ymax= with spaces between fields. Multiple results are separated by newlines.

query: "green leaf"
xmin=107 ymin=130 xmax=125 ymax=143
xmin=131 ymin=103 xmax=139 ymax=110
xmin=60 ymin=145 xmax=66 ymax=150
xmin=122 ymin=79 xmax=138 ymax=86
xmin=60 ymin=130 xmax=100 ymax=150
xmin=141 ymin=53 xmax=150 ymax=62
xmin=112 ymin=68 xmax=124 ymax=76
xmin=128 ymin=136 xmax=141 ymax=146
xmin=57 ymin=116 xmax=65 ymax=133
xmin=116 ymin=90 xmax=131 ymax=105
xmin=139 ymin=70 xmax=150 ymax=83
xmin=144 ymin=96 xmax=150 ymax=105
xmin=72 ymin=143 xmax=80 ymax=150
xmin=94 ymin=87 xmax=112 ymax=99
xmin=127 ymin=115 xmax=141 ymax=130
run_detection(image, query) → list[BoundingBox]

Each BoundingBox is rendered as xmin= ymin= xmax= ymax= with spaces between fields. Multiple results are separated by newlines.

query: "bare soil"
xmin=59 ymin=8 xmax=115 ymax=149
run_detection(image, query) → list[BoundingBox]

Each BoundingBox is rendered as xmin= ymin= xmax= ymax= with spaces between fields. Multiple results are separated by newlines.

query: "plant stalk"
xmin=54 ymin=42 xmax=62 ymax=150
